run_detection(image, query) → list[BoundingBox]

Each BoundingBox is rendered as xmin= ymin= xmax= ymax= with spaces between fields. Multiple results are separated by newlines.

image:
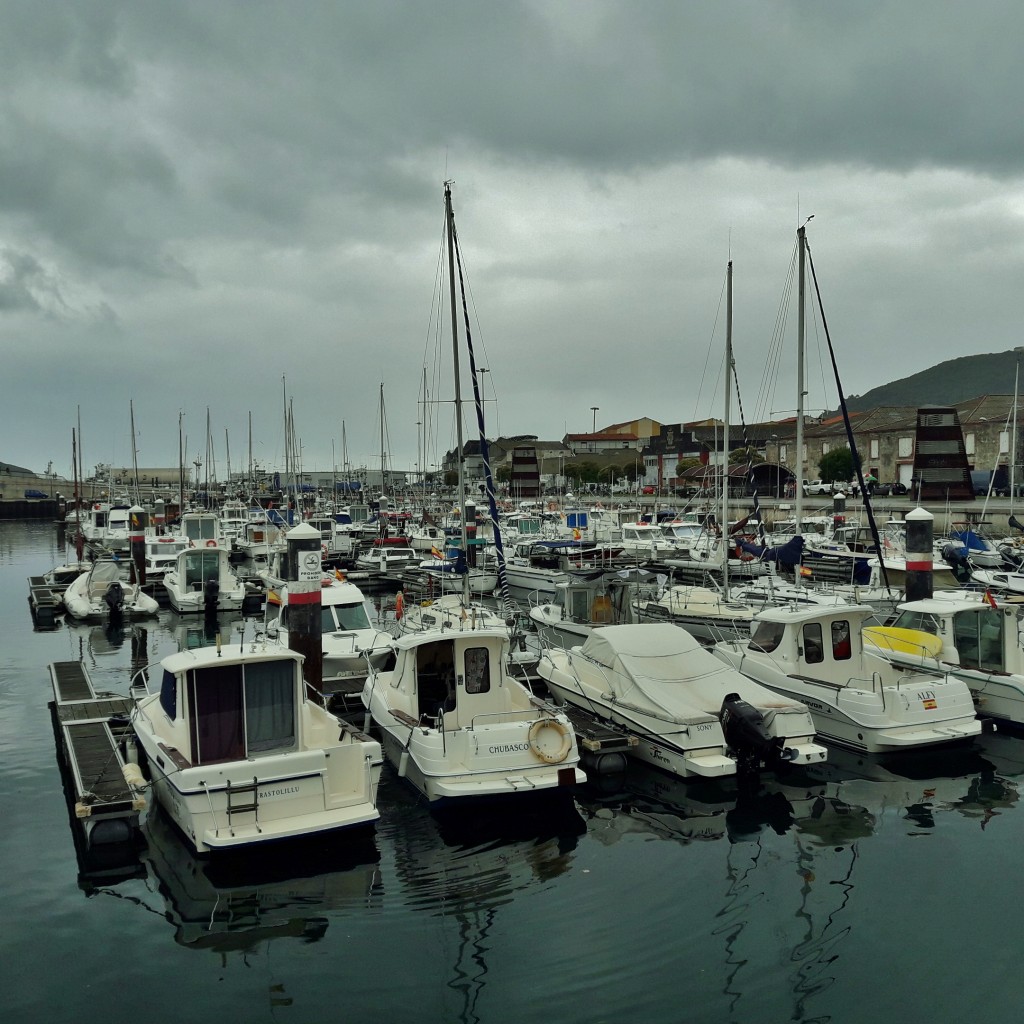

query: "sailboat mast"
xmin=795 ymin=225 xmax=807 ymax=529
xmin=722 ymin=260 xmax=732 ymax=593
xmin=129 ymin=400 xmax=141 ymax=504
xmin=445 ymin=183 xmax=470 ymax=596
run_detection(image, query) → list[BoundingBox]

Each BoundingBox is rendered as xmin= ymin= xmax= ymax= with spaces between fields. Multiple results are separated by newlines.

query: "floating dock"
xmin=28 ymin=575 xmax=63 ymax=629
xmin=557 ymin=703 xmax=638 ymax=774
xmin=48 ymin=661 xmax=145 ymax=851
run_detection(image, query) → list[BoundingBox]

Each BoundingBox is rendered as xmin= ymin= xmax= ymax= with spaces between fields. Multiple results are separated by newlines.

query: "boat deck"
xmin=48 ymin=661 xmax=143 ymax=848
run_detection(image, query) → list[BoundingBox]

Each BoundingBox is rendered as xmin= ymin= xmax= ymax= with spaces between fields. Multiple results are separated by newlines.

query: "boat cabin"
xmin=154 ymin=648 xmax=302 ymax=766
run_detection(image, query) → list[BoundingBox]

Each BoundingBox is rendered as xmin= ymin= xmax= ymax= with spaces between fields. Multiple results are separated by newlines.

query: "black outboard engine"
xmin=103 ymin=580 xmax=125 ymax=616
xmin=941 ymin=543 xmax=973 ymax=584
xmin=1009 ymin=514 xmax=1024 ymax=534
xmin=203 ymin=578 xmax=221 ymax=614
xmin=720 ymin=692 xmax=790 ymax=774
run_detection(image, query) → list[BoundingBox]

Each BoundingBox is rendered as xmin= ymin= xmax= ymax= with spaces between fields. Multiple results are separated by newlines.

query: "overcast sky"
xmin=4 ymin=1 xmax=1024 ymax=482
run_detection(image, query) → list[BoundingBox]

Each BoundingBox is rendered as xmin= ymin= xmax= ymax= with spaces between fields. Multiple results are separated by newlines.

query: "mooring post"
xmin=286 ymin=522 xmax=324 ymax=697
xmin=904 ymin=507 xmax=934 ymax=602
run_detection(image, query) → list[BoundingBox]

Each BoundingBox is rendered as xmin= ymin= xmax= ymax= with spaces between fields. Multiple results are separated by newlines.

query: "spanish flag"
xmin=431 ymin=546 xmax=444 ymax=559
xmin=984 ymin=589 xmax=998 ymax=608
xmin=267 ymin=588 xmax=281 ymax=606
xmin=573 ymin=528 xmax=581 ymax=540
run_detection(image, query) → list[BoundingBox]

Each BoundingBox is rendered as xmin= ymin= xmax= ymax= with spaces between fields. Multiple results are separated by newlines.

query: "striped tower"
xmin=285 ymin=523 xmax=324 ymax=697
xmin=129 ymin=504 xmax=148 ymax=586
xmin=904 ymin=507 xmax=934 ymax=602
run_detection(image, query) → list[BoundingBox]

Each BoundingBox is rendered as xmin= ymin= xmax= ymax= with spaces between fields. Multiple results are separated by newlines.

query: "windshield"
xmin=324 ymin=601 xmax=373 ymax=631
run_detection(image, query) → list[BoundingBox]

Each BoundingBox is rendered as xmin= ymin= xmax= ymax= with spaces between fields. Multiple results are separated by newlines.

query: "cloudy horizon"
xmin=4 ymin=1 xmax=1024 ymax=480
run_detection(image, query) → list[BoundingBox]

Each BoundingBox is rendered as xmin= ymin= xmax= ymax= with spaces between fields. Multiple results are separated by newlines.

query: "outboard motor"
xmin=103 ymin=580 xmax=125 ymax=616
xmin=1009 ymin=514 xmax=1024 ymax=534
xmin=203 ymin=577 xmax=221 ymax=614
xmin=941 ymin=543 xmax=973 ymax=584
xmin=720 ymin=692 xmax=791 ymax=773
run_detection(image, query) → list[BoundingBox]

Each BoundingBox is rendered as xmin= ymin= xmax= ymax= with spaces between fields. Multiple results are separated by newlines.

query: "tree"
xmin=675 ymin=457 xmax=701 ymax=477
xmin=729 ymin=446 xmax=765 ymax=465
xmin=818 ymin=445 xmax=855 ymax=484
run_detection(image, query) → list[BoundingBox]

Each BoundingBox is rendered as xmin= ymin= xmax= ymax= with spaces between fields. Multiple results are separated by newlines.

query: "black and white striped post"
xmin=904 ymin=507 xmax=934 ymax=602
xmin=286 ymin=522 xmax=324 ymax=698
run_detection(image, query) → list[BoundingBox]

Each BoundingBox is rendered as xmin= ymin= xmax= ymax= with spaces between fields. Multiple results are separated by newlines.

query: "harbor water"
xmin=2 ymin=519 xmax=1021 ymax=1023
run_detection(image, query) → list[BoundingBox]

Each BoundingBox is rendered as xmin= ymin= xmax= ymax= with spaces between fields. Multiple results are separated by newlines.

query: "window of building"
xmin=1000 ymin=430 xmax=1010 ymax=455
xmin=965 ymin=432 xmax=976 ymax=455
xmin=870 ymin=439 xmax=879 ymax=459
xmin=822 ymin=442 xmax=831 ymax=455
xmin=779 ymin=445 xmax=787 ymax=462
xmin=898 ymin=436 xmax=912 ymax=458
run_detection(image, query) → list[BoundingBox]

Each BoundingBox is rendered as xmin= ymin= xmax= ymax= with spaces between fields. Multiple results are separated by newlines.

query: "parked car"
xmin=870 ymin=482 xmax=908 ymax=497
xmin=802 ymin=479 xmax=833 ymax=496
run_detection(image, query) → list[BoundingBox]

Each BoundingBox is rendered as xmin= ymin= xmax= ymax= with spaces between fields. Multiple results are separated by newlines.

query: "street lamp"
xmin=591 ymin=406 xmax=599 ymax=433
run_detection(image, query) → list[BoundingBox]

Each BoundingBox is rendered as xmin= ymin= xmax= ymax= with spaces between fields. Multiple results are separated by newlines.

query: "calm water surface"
xmin=1 ymin=520 xmax=1020 ymax=1023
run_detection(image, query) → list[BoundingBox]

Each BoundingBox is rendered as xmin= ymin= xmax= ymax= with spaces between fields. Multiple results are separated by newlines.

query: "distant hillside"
xmin=844 ymin=349 xmax=1021 ymax=411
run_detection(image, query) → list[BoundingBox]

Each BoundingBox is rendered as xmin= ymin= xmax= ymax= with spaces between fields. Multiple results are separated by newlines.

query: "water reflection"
xmin=141 ymin=804 xmax=381 ymax=954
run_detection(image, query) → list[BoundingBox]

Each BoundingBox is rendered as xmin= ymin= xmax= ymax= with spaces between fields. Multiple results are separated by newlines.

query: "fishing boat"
xmin=162 ymin=544 xmax=252 ymax=614
xmin=712 ymin=603 xmax=982 ymax=753
xmin=537 ymin=623 xmax=827 ymax=778
xmin=61 ymin=558 xmax=160 ymax=621
xmin=128 ymin=638 xmax=383 ymax=854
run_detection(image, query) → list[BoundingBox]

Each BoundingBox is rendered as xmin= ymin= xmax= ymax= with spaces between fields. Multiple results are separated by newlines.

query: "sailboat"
xmin=360 ymin=182 xmax=584 ymax=803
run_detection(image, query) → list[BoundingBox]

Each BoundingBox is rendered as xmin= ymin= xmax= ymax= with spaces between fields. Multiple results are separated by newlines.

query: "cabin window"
xmin=159 ymin=668 xmax=177 ymax=718
xmin=464 ymin=647 xmax=491 ymax=694
xmin=831 ymin=620 xmax=852 ymax=661
xmin=568 ymin=589 xmax=590 ymax=623
xmin=185 ymin=550 xmax=219 ymax=589
xmin=244 ymin=658 xmax=297 ymax=754
xmin=802 ymin=622 xmax=824 ymax=664
xmin=749 ymin=620 xmax=785 ymax=654
xmin=890 ymin=610 xmax=940 ymax=635
xmin=953 ymin=609 xmax=1004 ymax=672
xmin=187 ymin=660 xmax=296 ymax=765
xmin=336 ymin=602 xmax=372 ymax=630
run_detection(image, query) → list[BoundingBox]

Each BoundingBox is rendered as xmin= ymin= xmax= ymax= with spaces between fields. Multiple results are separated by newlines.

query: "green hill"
xmin=844 ymin=349 xmax=1023 ymax=411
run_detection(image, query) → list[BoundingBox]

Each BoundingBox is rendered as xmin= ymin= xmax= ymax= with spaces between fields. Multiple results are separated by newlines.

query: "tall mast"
xmin=795 ymin=224 xmax=807 ymax=528
xmin=129 ymin=399 xmax=141 ymax=504
xmin=445 ymin=182 xmax=470 ymax=601
xmin=722 ymin=259 xmax=732 ymax=594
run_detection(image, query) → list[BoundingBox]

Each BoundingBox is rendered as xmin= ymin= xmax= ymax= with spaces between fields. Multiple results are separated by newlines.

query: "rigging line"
xmin=729 ymin=359 xmax=768 ymax=544
xmin=450 ymin=203 xmax=514 ymax=616
xmin=804 ymin=237 xmax=892 ymax=592
xmin=692 ymin=266 xmax=728 ymax=423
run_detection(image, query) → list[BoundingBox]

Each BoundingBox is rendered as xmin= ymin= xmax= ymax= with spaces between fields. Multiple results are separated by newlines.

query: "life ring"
xmin=547 ymin=501 xmax=558 ymax=511
xmin=528 ymin=718 xmax=572 ymax=764
xmin=321 ymin=543 xmax=329 ymax=558
xmin=394 ymin=591 xmax=404 ymax=620
xmin=205 ymin=539 xmax=217 ymax=548
xmin=158 ymin=536 xmax=174 ymax=543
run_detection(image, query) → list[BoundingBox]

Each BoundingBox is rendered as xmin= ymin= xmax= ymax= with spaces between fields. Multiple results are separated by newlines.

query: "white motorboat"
xmin=712 ymin=603 xmax=982 ymax=753
xmin=529 ymin=566 xmax=664 ymax=650
xmin=396 ymin=592 xmax=541 ymax=672
xmin=360 ymin=623 xmax=585 ymax=802
xmin=265 ymin=574 xmax=394 ymax=691
xmin=141 ymin=534 xmax=190 ymax=583
xmin=129 ymin=638 xmax=383 ymax=854
xmin=355 ymin=539 xmax=419 ymax=574
xmin=61 ymin=559 xmax=160 ymax=621
xmin=162 ymin=545 xmax=250 ymax=614
xmin=537 ymin=623 xmax=826 ymax=779
xmin=865 ymin=592 xmax=1024 ymax=728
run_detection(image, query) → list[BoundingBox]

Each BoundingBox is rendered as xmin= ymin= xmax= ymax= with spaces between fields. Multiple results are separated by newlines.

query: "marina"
xmin=6 ymin=517 xmax=1024 ymax=1022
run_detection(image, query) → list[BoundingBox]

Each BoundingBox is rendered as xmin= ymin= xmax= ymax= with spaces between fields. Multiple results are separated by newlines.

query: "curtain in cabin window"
xmin=244 ymin=658 xmax=296 ymax=754
xmin=189 ymin=665 xmax=245 ymax=764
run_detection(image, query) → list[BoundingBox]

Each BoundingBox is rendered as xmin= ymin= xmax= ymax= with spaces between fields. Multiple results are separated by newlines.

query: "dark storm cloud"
xmin=1 ymin=1 xmax=1023 ymax=475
